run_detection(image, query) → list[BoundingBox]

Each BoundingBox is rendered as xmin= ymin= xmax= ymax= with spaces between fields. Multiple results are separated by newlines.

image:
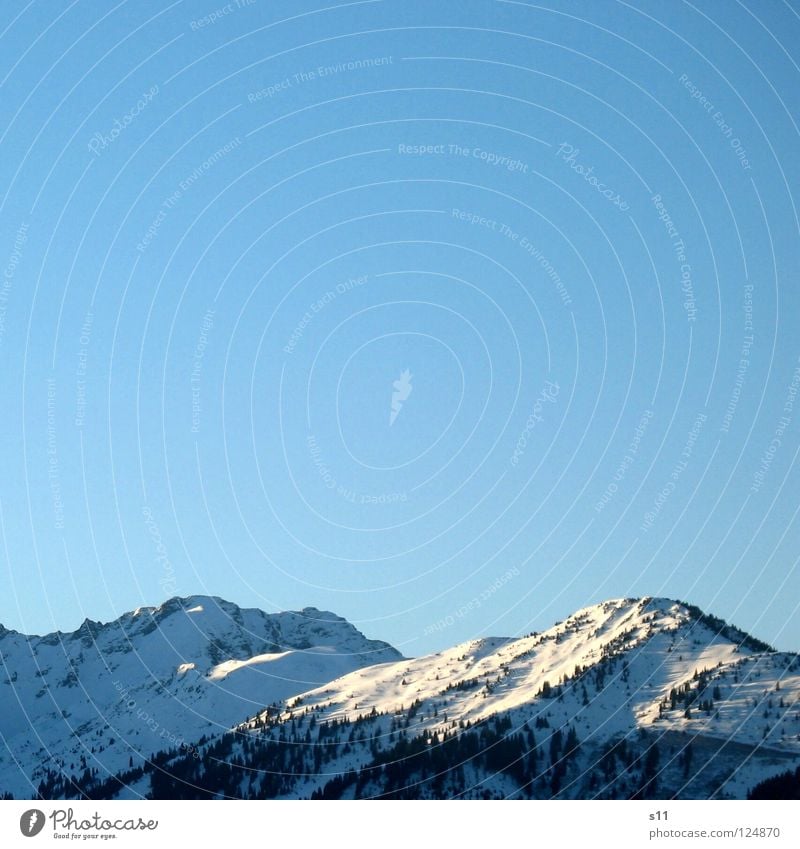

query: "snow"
xmin=0 ymin=595 xmax=400 ymax=798
xmin=234 ymin=596 xmax=799 ymax=799
xmin=1 ymin=594 xmax=797 ymax=800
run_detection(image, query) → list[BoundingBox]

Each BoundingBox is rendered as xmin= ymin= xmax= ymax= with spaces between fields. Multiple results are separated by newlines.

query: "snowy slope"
xmin=171 ymin=597 xmax=798 ymax=800
xmin=261 ymin=598 xmax=774 ymax=734
xmin=0 ymin=595 xmax=400 ymax=798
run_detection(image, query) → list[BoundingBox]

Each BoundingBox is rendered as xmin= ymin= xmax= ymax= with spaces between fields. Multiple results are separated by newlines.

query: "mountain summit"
xmin=0 ymin=595 xmax=400 ymax=798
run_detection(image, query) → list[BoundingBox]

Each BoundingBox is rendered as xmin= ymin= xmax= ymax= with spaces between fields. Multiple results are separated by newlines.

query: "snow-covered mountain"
xmin=0 ymin=595 xmax=401 ymax=798
xmin=3 ymin=596 xmax=798 ymax=800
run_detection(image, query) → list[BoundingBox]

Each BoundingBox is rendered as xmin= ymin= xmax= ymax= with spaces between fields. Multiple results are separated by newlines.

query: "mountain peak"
xmin=0 ymin=594 xmax=402 ymax=799
xmin=556 ymin=596 xmax=774 ymax=654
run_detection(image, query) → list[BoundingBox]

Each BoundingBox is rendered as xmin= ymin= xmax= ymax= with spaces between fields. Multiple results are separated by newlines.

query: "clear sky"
xmin=1 ymin=0 xmax=799 ymax=657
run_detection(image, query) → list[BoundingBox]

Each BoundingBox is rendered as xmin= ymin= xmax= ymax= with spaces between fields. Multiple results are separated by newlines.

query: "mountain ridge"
xmin=2 ymin=594 xmax=797 ymax=800
xmin=0 ymin=595 xmax=385 ymax=648
xmin=0 ymin=594 xmax=775 ymax=658
xmin=0 ymin=594 xmax=402 ymax=799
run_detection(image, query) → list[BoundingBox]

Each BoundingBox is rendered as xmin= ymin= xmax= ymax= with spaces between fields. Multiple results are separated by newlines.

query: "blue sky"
xmin=1 ymin=0 xmax=799 ymax=656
